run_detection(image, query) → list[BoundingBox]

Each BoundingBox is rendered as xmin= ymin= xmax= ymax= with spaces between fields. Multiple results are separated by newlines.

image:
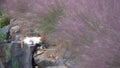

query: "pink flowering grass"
xmin=3 ymin=0 xmax=120 ymax=68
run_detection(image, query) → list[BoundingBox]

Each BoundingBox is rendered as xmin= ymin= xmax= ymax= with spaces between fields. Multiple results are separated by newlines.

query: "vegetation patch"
xmin=0 ymin=10 xmax=10 ymax=41
xmin=13 ymin=60 xmax=19 ymax=68
xmin=39 ymin=6 xmax=64 ymax=35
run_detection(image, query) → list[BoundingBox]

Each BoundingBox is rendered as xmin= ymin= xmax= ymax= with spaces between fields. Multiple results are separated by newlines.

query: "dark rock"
xmin=0 ymin=40 xmax=64 ymax=68
xmin=10 ymin=41 xmax=32 ymax=68
xmin=0 ymin=42 xmax=11 ymax=68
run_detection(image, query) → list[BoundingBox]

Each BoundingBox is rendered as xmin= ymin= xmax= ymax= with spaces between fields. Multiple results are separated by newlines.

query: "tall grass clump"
xmin=0 ymin=10 xmax=10 ymax=41
xmin=39 ymin=6 xmax=64 ymax=35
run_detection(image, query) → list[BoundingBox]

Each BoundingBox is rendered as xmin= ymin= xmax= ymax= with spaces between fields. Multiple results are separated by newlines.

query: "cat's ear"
xmin=40 ymin=36 xmax=45 ymax=42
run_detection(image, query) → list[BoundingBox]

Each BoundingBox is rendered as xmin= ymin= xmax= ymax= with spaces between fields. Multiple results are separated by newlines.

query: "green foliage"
xmin=13 ymin=60 xmax=19 ymax=68
xmin=0 ymin=10 xmax=10 ymax=41
xmin=0 ymin=17 xmax=10 ymax=28
xmin=0 ymin=10 xmax=10 ymax=28
xmin=5 ymin=45 xmax=12 ymax=61
xmin=39 ymin=6 xmax=64 ymax=35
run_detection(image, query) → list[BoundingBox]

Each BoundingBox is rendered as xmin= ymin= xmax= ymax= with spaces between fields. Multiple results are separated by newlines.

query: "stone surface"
xmin=55 ymin=56 xmax=65 ymax=65
xmin=0 ymin=38 xmax=67 ymax=68
xmin=10 ymin=42 xmax=32 ymax=68
xmin=34 ymin=52 xmax=56 ymax=68
xmin=1 ymin=25 xmax=10 ymax=35
xmin=15 ymin=34 xmax=25 ymax=41
xmin=10 ymin=25 xmax=20 ymax=36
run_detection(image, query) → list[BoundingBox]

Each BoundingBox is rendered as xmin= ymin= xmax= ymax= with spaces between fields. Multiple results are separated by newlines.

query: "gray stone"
xmin=10 ymin=25 xmax=20 ymax=36
xmin=55 ymin=56 xmax=65 ymax=65
xmin=64 ymin=51 xmax=72 ymax=59
xmin=65 ymin=60 xmax=75 ymax=67
xmin=15 ymin=34 xmax=25 ymax=41
xmin=10 ymin=41 xmax=32 ymax=68
xmin=1 ymin=25 xmax=10 ymax=35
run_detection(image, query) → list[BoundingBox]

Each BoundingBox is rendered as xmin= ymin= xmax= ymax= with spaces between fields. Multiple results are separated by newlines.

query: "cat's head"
xmin=39 ymin=36 xmax=45 ymax=43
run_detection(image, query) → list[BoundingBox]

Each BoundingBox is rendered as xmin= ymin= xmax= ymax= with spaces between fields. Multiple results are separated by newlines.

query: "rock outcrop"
xmin=0 ymin=25 xmax=68 ymax=68
xmin=1 ymin=41 xmax=67 ymax=68
xmin=10 ymin=42 xmax=32 ymax=68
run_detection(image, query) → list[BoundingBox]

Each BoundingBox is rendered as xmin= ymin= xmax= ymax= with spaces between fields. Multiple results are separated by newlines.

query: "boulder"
xmin=0 ymin=38 xmax=66 ymax=68
xmin=10 ymin=25 xmax=20 ymax=36
xmin=10 ymin=41 xmax=33 ymax=68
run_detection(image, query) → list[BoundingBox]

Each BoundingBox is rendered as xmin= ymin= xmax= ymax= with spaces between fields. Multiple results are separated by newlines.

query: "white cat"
xmin=20 ymin=36 xmax=45 ymax=48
